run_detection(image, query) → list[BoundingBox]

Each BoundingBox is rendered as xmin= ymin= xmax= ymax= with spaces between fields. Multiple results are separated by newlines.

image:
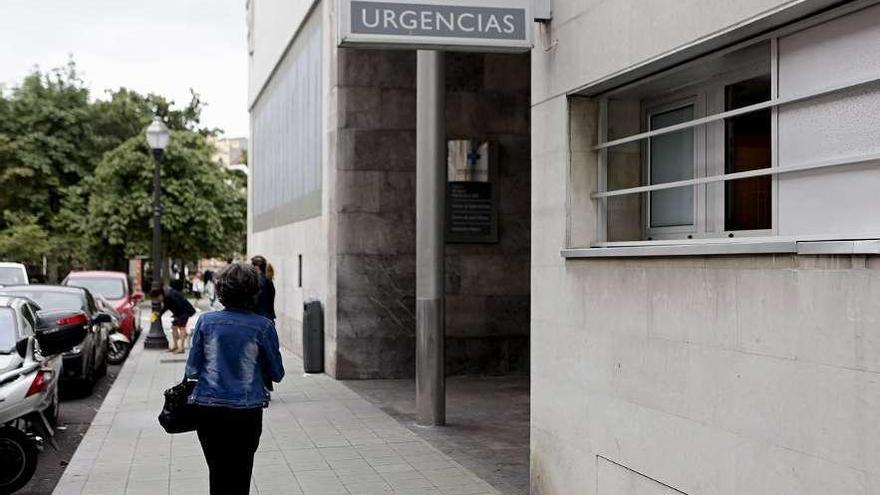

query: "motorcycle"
xmin=96 ymin=297 xmax=131 ymax=365
xmin=0 ymin=303 xmax=88 ymax=494
xmin=107 ymin=327 xmax=131 ymax=365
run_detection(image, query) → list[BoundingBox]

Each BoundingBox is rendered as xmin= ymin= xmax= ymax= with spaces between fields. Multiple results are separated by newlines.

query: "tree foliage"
xmin=0 ymin=61 xmax=245 ymax=276
xmin=85 ymin=132 xmax=246 ymax=262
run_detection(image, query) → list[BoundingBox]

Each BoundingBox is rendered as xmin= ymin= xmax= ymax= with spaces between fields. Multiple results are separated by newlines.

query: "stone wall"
xmin=332 ymin=50 xmax=531 ymax=379
xmin=333 ymin=48 xmax=419 ymax=379
xmin=444 ymin=52 xmax=531 ymax=375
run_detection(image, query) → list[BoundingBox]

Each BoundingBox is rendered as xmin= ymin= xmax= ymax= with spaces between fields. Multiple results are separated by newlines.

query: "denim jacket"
xmin=185 ymin=308 xmax=284 ymax=409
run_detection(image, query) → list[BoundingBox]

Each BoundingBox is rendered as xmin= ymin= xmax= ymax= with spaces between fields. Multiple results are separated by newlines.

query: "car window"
xmin=66 ymin=277 xmax=125 ymax=300
xmin=0 ymin=290 xmax=84 ymax=312
xmin=0 ymin=267 xmax=25 ymax=286
xmin=20 ymin=304 xmax=36 ymax=334
xmin=85 ymin=292 xmax=97 ymax=314
xmin=0 ymin=308 xmax=17 ymax=354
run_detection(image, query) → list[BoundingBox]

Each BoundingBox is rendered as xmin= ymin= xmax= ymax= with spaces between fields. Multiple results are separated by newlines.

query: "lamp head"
xmin=145 ymin=116 xmax=170 ymax=151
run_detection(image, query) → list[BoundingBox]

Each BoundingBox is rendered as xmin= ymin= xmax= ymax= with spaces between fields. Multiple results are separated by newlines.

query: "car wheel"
xmin=107 ymin=340 xmax=130 ymax=365
xmin=0 ymin=426 xmax=38 ymax=494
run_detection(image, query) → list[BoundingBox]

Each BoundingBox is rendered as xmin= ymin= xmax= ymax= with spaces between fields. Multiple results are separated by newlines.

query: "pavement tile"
xmin=51 ymin=331 xmax=499 ymax=495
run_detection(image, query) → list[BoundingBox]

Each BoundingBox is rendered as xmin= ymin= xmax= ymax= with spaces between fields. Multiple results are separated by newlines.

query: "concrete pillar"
xmin=415 ymin=50 xmax=446 ymax=427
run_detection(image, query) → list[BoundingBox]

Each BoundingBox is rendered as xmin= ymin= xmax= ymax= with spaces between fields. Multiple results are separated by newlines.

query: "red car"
xmin=62 ymin=271 xmax=143 ymax=342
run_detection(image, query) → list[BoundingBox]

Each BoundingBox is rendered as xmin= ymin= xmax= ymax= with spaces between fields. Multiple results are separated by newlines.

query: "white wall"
xmin=249 ymin=217 xmax=329 ymax=357
xmin=248 ymin=0 xmax=337 ymax=370
xmin=249 ymin=0 xmax=321 ymax=107
xmin=531 ymin=2 xmax=880 ymax=494
xmin=531 ymin=0 xmax=800 ymax=104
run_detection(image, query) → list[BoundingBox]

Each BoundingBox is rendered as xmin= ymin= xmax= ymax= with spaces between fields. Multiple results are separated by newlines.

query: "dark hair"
xmin=251 ymin=255 xmax=267 ymax=275
xmin=216 ymin=263 xmax=260 ymax=310
xmin=170 ymin=279 xmax=185 ymax=291
xmin=149 ymin=287 xmax=164 ymax=299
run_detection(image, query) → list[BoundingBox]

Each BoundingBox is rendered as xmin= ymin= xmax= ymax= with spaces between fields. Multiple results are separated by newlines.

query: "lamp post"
xmin=143 ymin=117 xmax=171 ymax=349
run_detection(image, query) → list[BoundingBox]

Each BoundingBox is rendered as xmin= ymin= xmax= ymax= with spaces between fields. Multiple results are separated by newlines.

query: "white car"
xmin=0 ymin=263 xmax=28 ymax=287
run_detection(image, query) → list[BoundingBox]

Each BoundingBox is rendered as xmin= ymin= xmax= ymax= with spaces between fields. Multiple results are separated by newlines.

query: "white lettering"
xmin=361 ymin=8 xmax=380 ymax=28
xmin=484 ymin=14 xmax=502 ymax=33
xmin=502 ymin=14 xmax=516 ymax=34
xmin=457 ymin=13 xmax=475 ymax=32
xmin=421 ymin=11 xmax=433 ymax=30
xmin=399 ymin=10 xmax=417 ymax=30
xmin=477 ymin=13 xmax=484 ymax=32
xmin=383 ymin=9 xmax=398 ymax=29
xmin=437 ymin=11 xmax=454 ymax=32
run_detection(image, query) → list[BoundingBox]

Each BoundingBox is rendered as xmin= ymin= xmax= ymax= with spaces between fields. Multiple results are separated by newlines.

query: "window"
xmin=601 ymin=42 xmax=773 ymax=243
xmin=0 ymin=267 xmax=25 ymax=286
xmin=566 ymin=4 xmax=880 ymax=257
xmin=647 ymin=102 xmax=697 ymax=232
xmin=67 ymin=278 xmax=126 ymax=300
xmin=0 ymin=308 xmax=16 ymax=354
xmin=251 ymin=10 xmax=322 ymax=232
xmin=21 ymin=304 xmax=36 ymax=335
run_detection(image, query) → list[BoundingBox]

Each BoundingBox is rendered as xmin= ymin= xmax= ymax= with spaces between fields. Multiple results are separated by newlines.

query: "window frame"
xmin=641 ymin=95 xmax=706 ymax=240
xmin=602 ymin=42 xmax=777 ymax=243
xmin=704 ymin=53 xmax=778 ymax=238
xmin=568 ymin=0 xmax=880 ymax=258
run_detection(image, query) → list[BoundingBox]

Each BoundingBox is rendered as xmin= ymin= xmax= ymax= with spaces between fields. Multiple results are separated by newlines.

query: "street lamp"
xmin=143 ymin=117 xmax=170 ymax=350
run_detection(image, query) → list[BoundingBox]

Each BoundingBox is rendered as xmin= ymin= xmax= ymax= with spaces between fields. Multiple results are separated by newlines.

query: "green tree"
xmin=0 ymin=61 xmax=245 ymax=277
xmin=0 ymin=214 xmax=51 ymax=266
xmin=85 ymin=131 xmax=246 ymax=264
xmin=0 ymin=61 xmax=95 ymax=227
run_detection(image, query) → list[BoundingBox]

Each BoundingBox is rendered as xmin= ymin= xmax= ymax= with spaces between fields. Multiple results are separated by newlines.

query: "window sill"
xmin=561 ymin=239 xmax=880 ymax=258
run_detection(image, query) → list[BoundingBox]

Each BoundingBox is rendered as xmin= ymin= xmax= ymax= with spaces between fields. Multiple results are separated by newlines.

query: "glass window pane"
xmin=725 ymin=76 xmax=772 ymax=231
xmin=650 ymin=105 xmax=695 ymax=228
xmin=0 ymin=308 xmax=16 ymax=354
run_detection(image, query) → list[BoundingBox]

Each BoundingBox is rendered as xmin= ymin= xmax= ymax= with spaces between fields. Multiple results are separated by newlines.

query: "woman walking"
xmin=184 ymin=263 xmax=285 ymax=494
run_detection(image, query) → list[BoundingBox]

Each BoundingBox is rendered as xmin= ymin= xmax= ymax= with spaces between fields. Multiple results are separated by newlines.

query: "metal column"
xmin=415 ymin=49 xmax=446 ymax=427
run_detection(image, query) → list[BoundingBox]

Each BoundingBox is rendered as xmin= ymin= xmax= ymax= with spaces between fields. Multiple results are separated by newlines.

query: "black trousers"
xmin=195 ymin=406 xmax=263 ymax=495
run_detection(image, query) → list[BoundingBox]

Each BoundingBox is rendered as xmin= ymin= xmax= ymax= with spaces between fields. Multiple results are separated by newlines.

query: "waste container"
xmin=302 ymin=299 xmax=324 ymax=373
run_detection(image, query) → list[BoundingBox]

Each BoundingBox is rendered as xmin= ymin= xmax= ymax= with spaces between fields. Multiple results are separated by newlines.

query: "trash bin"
xmin=302 ymin=299 xmax=324 ymax=374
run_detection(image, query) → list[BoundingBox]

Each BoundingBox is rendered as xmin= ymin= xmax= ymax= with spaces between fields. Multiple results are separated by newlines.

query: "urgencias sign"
xmin=338 ymin=0 xmax=532 ymax=52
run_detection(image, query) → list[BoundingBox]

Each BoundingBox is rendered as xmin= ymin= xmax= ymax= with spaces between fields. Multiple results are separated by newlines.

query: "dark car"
xmin=0 ymin=286 xmax=111 ymax=390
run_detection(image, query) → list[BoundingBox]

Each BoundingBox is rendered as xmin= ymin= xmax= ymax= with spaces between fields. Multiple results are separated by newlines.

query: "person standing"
xmin=191 ymin=272 xmax=204 ymax=300
xmin=151 ymin=280 xmax=196 ymax=354
xmin=250 ymin=256 xmax=276 ymax=322
xmin=203 ymin=275 xmax=216 ymax=309
xmin=185 ymin=263 xmax=285 ymax=495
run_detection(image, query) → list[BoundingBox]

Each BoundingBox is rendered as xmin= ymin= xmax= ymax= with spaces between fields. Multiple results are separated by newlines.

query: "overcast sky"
xmin=0 ymin=0 xmax=249 ymax=137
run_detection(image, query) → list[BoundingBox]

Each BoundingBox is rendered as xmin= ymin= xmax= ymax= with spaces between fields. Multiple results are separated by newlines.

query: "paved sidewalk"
xmin=52 ymin=330 xmax=499 ymax=495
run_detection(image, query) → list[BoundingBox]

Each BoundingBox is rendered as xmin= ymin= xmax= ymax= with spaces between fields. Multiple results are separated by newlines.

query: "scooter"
xmin=0 ymin=305 xmax=88 ymax=494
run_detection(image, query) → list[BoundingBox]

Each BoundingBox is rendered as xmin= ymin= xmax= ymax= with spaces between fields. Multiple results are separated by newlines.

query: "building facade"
xmin=247 ymin=0 xmax=530 ymax=379
xmin=210 ymin=136 xmax=248 ymax=169
xmin=531 ymin=0 xmax=880 ymax=494
xmin=249 ymin=0 xmax=880 ymax=493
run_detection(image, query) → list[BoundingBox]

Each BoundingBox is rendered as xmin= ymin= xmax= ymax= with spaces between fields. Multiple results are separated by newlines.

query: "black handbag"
xmin=158 ymin=378 xmax=198 ymax=434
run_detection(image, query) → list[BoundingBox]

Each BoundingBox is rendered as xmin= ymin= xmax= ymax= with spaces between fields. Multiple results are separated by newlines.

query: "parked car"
xmin=62 ymin=271 xmax=142 ymax=343
xmin=0 ymin=263 xmax=28 ymax=287
xmin=95 ymin=296 xmax=133 ymax=364
xmin=0 ymin=295 xmax=86 ymax=493
xmin=0 ymin=286 xmax=111 ymax=390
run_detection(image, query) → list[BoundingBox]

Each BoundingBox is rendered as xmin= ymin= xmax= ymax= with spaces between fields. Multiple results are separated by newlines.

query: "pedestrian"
xmin=191 ymin=272 xmax=204 ymax=300
xmin=151 ymin=279 xmax=196 ymax=354
xmin=203 ymin=277 xmax=216 ymax=309
xmin=250 ymin=255 xmax=276 ymax=322
xmin=185 ymin=263 xmax=284 ymax=495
